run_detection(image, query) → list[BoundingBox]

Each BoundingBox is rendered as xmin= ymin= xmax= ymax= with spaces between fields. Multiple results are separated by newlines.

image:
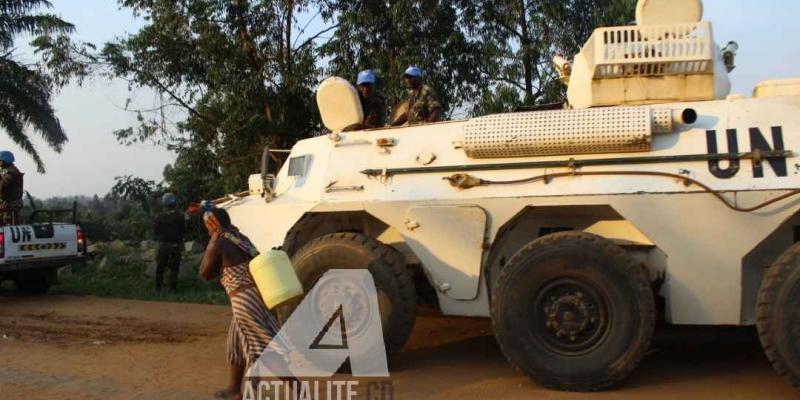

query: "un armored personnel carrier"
xmin=223 ymin=0 xmax=800 ymax=391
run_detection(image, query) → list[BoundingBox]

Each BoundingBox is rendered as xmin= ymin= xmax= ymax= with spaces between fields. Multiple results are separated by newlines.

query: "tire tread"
xmin=291 ymin=232 xmax=417 ymax=359
xmin=491 ymin=231 xmax=655 ymax=392
xmin=756 ymin=243 xmax=800 ymax=388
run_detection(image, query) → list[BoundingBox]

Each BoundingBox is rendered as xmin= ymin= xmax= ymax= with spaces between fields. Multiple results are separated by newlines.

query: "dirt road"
xmin=0 ymin=294 xmax=796 ymax=400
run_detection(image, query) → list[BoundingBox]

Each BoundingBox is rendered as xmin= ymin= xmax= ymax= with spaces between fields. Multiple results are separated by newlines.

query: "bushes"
xmin=54 ymin=246 xmax=227 ymax=305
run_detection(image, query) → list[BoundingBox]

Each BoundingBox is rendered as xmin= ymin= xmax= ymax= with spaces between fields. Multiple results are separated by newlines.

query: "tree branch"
xmin=124 ymin=65 xmax=219 ymax=129
xmin=294 ymin=23 xmax=339 ymax=51
xmin=496 ymin=19 xmax=523 ymax=38
xmin=292 ymin=9 xmax=322 ymax=49
xmin=496 ymin=76 xmax=526 ymax=91
xmin=472 ymin=2 xmax=523 ymax=38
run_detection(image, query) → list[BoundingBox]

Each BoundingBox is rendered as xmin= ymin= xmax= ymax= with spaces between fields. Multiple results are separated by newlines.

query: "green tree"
xmin=0 ymin=0 xmax=76 ymax=172
xmin=471 ymin=83 xmax=523 ymax=116
xmin=465 ymin=0 xmax=636 ymax=107
xmin=318 ymin=0 xmax=490 ymax=117
xmin=162 ymin=142 xmax=224 ymax=203
xmin=101 ymin=0 xmax=326 ymax=194
xmin=110 ymin=175 xmax=160 ymax=214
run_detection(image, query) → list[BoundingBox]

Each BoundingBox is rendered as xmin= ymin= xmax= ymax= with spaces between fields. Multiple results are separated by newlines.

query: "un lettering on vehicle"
xmin=9 ymin=226 xmax=32 ymax=244
xmin=706 ymin=126 xmax=788 ymax=179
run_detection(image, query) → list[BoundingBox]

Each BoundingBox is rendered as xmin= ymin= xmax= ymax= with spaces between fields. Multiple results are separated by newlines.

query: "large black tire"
xmin=14 ymin=276 xmax=52 ymax=294
xmin=491 ymin=231 xmax=655 ymax=392
xmin=756 ymin=242 xmax=800 ymax=388
xmin=277 ymin=233 xmax=416 ymax=361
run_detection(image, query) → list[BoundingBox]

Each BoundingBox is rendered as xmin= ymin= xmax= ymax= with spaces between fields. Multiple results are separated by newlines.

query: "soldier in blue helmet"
xmin=0 ymin=151 xmax=23 ymax=225
xmin=355 ymin=69 xmax=387 ymax=129
xmin=153 ymin=192 xmax=186 ymax=292
xmin=391 ymin=65 xmax=442 ymax=126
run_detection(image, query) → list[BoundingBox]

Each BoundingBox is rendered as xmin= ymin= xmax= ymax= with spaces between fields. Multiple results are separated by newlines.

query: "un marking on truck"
xmin=9 ymin=226 xmax=32 ymax=243
xmin=706 ymin=126 xmax=788 ymax=179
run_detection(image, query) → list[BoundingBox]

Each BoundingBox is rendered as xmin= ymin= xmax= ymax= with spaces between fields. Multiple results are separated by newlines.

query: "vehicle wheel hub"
xmin=532 ymin=278 xmax=610 ymax=355
xmin=545 ymin=292 xmax=593 ymax=340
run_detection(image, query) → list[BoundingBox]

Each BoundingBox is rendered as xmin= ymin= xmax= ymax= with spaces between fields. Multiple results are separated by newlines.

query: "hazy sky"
xmin=5 ymin=0 xmax=800 ymax=198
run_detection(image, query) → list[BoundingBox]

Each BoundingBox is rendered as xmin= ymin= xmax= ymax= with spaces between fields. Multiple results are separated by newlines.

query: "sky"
xmin=5 ymin=0 xmax=800 ymax=198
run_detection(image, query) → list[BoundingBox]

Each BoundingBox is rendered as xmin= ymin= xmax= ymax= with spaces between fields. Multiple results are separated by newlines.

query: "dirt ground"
xmin=0 ymin=294 xmax=797 ymax=400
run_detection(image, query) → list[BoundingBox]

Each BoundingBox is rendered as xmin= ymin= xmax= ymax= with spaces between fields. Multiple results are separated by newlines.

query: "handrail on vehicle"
xmin=28 ymin=201 xmax=78 ymax=226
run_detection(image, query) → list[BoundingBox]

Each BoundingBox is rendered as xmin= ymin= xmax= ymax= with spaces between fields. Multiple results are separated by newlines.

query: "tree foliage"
xmin=162 ymin=143 xmax=225 ymax=202
xmin=100 ymin=0 xmax=324 ymax=194
xmin=0 ymin=0 xmax=77 ymax=172
xmin=110 ymin=175 xmax=161 ymax=214
xmin=471 ymin=83 xmax=524 ymax=116
xmin=464 ymin=0 xmax=636 ymax=107
xmin=318 ymin=0 xmax=491 ymax=116
xmin=31 ymin=194 xmax=205 ymax=243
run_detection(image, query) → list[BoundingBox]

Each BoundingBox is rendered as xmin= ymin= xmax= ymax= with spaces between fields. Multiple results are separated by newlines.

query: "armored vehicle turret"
xmin=223 ymin=0 xmax=800 ymax=391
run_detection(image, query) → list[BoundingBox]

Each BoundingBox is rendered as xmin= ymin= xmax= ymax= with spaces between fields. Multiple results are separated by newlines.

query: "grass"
xmin=50 ymin=254 xmax=229 ymax=305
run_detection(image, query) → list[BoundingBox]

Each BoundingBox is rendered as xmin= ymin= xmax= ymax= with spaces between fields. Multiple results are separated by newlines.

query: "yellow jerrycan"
xmin=248 ymin=250 xmax=304 ymax=309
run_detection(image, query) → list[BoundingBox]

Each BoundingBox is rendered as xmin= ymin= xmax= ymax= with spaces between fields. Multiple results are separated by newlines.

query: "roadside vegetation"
xmin=51 ymin=256 xmax=227 ymax=306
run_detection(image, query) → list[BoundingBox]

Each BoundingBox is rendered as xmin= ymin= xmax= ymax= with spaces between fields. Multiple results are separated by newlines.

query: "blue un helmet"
xmin=403 ymin=65 xmax=423 ymax=78
xmin=0 ymin=151 xmax=15 ymax=164
xmin=162 ymin=192 xmax=178 ymax=207
xmin=200 ymin=200 xmax=214 ymax=213
xmin=357 ymin=69 xmax=377 ymax=85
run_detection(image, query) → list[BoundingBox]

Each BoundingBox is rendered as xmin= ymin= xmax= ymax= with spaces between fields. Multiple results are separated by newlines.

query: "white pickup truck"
xmin=0 ymin=204 xmax=87 ymax=293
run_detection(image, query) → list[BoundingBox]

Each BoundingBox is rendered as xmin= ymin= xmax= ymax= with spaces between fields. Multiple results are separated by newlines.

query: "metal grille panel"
xmin=463 ymin=107 xmax=652 ymax=159
xmin=593 ymin=22 xmax=713 ymax=79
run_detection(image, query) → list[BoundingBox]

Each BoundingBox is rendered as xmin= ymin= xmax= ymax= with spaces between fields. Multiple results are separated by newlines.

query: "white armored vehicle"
xmin=224 ymin=0 xmax=800 ymax=391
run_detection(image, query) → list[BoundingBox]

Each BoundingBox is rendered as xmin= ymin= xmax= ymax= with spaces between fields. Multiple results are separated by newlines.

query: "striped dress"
xmin=219 ymin=232 xmax=283 ymax=367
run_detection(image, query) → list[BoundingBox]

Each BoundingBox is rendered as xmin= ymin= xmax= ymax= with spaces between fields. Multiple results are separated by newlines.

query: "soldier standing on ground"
xmin=154 ymin=193 xmax=185 ymax=292
xmin=0 ymin=151 xmax=24 ymax=226
xmin=391 ymin=65 xmax=442 ymax=126
xmin=356 ymin=69 xmax=387 ymax=128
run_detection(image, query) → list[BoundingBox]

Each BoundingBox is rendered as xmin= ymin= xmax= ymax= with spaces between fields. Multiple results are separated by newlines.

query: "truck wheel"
xmin=756 ymin=242 xmax=800 ymax=388
xmin=491 ymin=231 xmax=655 ymax=391
xmin=14 ymin=277 xmax=52 ymax=294
xmin=277 ymin=233 xmax=416 ymax=361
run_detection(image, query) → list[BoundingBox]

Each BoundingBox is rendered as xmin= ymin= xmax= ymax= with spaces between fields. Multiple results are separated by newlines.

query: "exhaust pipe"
xmin=674 ymin=108 xmax=698 ymax=125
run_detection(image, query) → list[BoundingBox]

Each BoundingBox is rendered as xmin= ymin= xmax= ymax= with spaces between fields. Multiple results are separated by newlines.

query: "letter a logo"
xmin=309 ymin=305 xmax=348 ymax=350
xmin=247 ymin=270 xmax=389 ymax=378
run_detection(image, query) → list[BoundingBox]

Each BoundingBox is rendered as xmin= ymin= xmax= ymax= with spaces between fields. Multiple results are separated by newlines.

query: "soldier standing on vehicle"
xmin=356 ymin=69 xmax=387 ymax=128
xmin=0 ymin=151 xmax=24 ymax=226
xmin=391 ymin=66 xmax=442 ymax=126
xmin=154 ymin=193 xmax=185 ymax=292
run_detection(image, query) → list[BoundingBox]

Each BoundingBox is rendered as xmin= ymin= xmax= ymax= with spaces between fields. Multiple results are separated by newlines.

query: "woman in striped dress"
xmin=198 ymin=207 xmax=286 ymax=400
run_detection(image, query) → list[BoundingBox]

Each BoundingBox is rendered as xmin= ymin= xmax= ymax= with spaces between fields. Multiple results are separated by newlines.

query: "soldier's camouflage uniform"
xmin=405 ymin=84 xmax=442 ymax=124
xmin=0 ymin=164 xmax=24 ymax=226
xmin=361 ymin=93 xmax=387 ymax=128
